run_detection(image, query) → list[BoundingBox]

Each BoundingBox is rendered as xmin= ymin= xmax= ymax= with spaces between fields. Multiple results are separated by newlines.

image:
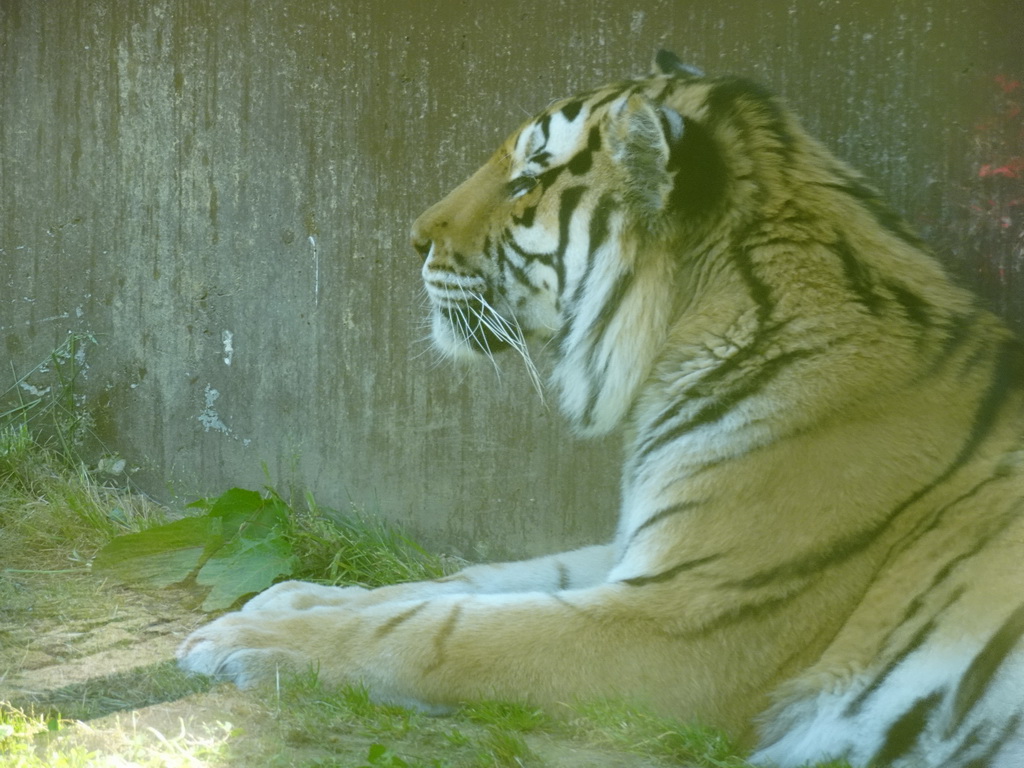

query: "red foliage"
xmin=947 ymin=73 xmax=1024 ymax=325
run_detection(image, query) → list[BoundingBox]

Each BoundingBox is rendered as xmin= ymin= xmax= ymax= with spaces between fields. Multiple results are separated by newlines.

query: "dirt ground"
xmin=0 ymin=571 xmax=682 ymax=767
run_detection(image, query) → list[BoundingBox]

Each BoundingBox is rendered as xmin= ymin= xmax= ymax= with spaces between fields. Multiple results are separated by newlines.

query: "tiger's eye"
xmin=507 ymin=175 xmax=539 ymax=200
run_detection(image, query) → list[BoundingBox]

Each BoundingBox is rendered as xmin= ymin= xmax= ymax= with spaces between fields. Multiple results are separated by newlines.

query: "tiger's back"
xmin=179 ymin=52 xmax=1024 ymax=767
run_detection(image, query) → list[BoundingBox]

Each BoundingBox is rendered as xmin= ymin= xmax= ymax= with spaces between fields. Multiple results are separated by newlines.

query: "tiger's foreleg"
xmin=235 ymin=543 xmax=616 ymax=612
xmin=177 ymin=580 xmax=745 ymax=725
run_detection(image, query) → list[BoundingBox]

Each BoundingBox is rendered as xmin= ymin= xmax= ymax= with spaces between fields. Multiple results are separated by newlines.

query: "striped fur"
xmin=179 ymin=52 xmax=1024 ymax=767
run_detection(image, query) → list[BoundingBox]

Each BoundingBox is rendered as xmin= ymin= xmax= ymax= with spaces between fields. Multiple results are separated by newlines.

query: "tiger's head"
xmin=412 ymin=53 xmax=734 ymax=433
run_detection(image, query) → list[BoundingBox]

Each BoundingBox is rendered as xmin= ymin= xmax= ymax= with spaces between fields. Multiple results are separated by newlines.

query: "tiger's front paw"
xmin=177 ymin=611 xmax=311 ymax=688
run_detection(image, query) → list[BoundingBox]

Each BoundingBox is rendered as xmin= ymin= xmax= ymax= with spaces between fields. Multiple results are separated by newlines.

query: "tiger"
xmin=178 ymin=51 xmax=1024 ymax=767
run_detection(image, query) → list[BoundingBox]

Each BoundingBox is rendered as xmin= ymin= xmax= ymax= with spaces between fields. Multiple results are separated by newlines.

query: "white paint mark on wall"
xmin=196 ymin=383 xmax=252 ymax=447
xmin=74 ymin=341 xmax=88 ymax=370
xmin=19 ymin=382 xmax=51 ymax=397
xmin=198 ymin=385 xmax=231 ymax=433
xmin=222 ymin=330 xmax=234 ymax=366
xmin=630 ymin=10 xmax=645 ymax=34
xmin=310 ymin=234 xmax=320 ymax=307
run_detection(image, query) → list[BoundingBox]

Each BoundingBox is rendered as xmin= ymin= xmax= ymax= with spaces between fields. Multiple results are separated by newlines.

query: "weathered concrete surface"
xmin=1 ymin=1 xmax=1020 ymax=557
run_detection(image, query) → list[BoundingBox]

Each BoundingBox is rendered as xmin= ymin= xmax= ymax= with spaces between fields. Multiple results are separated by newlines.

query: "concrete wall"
xmin=2 ymin=0 xmax=1021 ymax=558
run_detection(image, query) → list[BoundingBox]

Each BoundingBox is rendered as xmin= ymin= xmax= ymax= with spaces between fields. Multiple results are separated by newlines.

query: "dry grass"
xmin=0 ymin=430 xmax=165 ymax=574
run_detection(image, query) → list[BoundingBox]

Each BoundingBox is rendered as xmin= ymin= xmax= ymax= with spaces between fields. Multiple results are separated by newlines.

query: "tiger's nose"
xmin=411 ymin=213 xmax=443 ymax=263
xmin=412 ymin=234 xmax=432 ymax=262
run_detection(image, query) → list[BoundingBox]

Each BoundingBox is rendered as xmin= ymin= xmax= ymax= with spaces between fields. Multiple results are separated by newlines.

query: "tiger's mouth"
xmin=426 ymin=276 xmax=546 ymax=397
xmin=436 ymin=295 xmax=516 ymax=356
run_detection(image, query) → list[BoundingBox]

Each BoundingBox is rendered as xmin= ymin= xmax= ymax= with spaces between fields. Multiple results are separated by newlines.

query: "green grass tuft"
xmin=289 ymin=491 xmax=452 ymax=587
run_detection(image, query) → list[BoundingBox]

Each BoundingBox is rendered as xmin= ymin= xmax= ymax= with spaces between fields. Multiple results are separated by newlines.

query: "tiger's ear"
xmin=652 ymin=49 xmax=705 ymax=78
xmin=606 ymin=94 xmax=685 ymax=216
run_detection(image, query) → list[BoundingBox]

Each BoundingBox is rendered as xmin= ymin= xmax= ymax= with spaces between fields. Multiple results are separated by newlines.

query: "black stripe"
xmin=620 ymin=554 xmax=722 ymax=587
xmin=503 ymin=230 xmax=556 ymax=270
xmin=834 ymin=236 xmax=884 ymax=314
xmin=556 ymin=563 xmax=571 ymax=591
xmin=948 ymin=340 xmax=1022 ymax=477
xmin=495 ymin=241 xmax=534 ymax=290
xmin=687 ymin=591 xmax=795 ymax=637
xmin=560 ymin=99 xmax=583 ymax=122
xmin=638 ymin=348 xmax=816 ymax=460
xmin=641 ymin=319 xmax=792 ymax=441
xmin=585 ymin=193 xmax=616 ymax=259
xmin=589 ymin=87 xmax=628 ymax=111
xmin=886 ymin=281 xmax=932 ymax=326
xmin=567 ymin=127 xmax=602 ymax=176
xmin=554 ymin=191 xmax=612 ymax=355
xmin=578 ymin=271 xmax=636 ymax=428
xmin=822 ymin=174 xmax=927 ymax=251
xmin=732 ymin=241 xmax=775 ymax=323
xmin=567 ymin=148 xmax=592 ymax=175
xmin=668 ymin=115 xmax=728 ymax=216
xmin=586 ymin=270 xmax=634 ymax=350
xmin=556 ymin=187 xmax=585 ymax=252
xmin=512 ymin=203 xmax=536 ymax=227
xmin=950 ymin=602 xmax=1024 ymax=732
xmin=883 ymin=529 xmax=991 ymax=644
xmin=871 ymin=691 xmax=943 ymax=765
xmin=423 ymin=604 xmax=462 ymax=675
xmin=538 ymin=113 xmax=552 ymax=142
xmin=553 ymin=185 xmax=585 ymax=291
xmin=530 ymin=150 xmax=552 ymax=166
xmin=839 ymin=480 xmax=1007 ymax=656
xmin=845 ymin=594 xmax=956 ymax=717
xmin=449 ymin=250 xmax=470 ymax=271
xmin=630 ymin=502 xmax=701 ymax=541
xmin=684 ymin=319 xmax=793 ymax=401
xmin=970 ymin=713 xmax=1022 ymax=768
xmin=373 ymin=601 xmax=428 ymax=639
xmin=704 ymin=78 xmax=795 ymax=152
xmin=537 ymin=163 xmax=566 ymax=189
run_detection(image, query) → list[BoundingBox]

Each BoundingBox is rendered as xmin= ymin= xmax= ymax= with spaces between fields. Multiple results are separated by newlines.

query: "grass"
xmin=1 ymin=332 xmax=166 ymax=574
xmin=0 ymin=432 xmax=166 ymax=573
xmin=287 ymin=491 xmax=455 ymax=588
xmin=0 ymin=701 xmax=237 ymax=768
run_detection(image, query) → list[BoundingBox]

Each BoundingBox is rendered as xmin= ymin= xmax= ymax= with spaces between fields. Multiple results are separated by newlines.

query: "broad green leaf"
xmin=92 ymin=515 xmax=213 ymax=587
xmin=196 ymin=533 xmax=297 ymax=612
xmin=203 ymin=487 xmax=291 ymax=541
xmin=93 ymin=487 xmax=298 ymax=609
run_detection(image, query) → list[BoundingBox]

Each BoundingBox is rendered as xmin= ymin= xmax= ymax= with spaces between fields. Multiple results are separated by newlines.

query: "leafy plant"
xmin=93 ymin=487 xmax=297 ymax=611
xmin=931 ymin=71 xmax=1024 ymax=328
xmin=92 ymin=485 xmax=449 ymax=611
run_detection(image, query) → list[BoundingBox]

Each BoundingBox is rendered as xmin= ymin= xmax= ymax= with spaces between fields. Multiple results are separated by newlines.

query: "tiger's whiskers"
xmin=469 ymin=293 xmax=546 ymax=404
